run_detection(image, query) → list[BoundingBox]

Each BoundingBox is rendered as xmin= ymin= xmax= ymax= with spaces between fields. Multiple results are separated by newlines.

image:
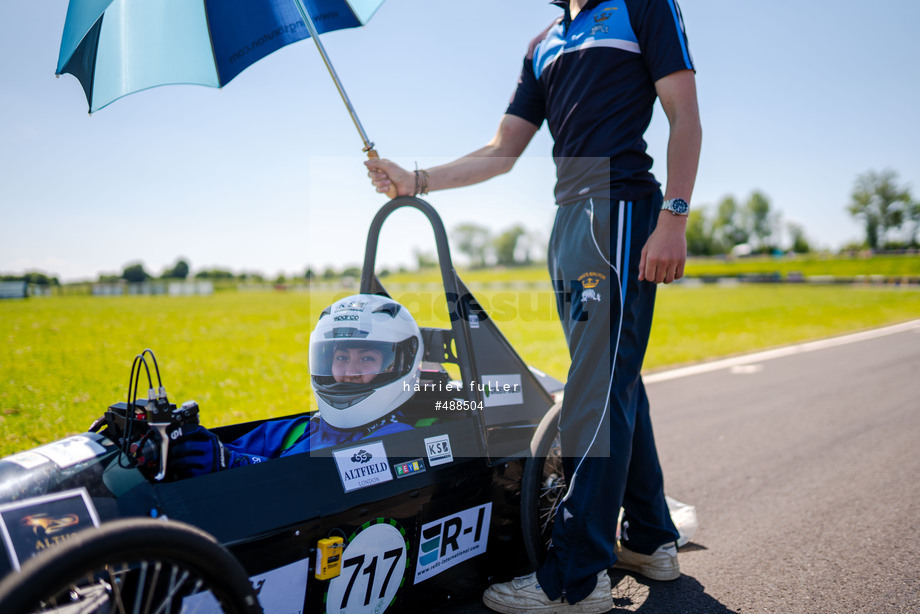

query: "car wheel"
xmin=521 ymin=401 xmax=564 ymax=570
xmin=0 ymin=517 xmax=261 ymax=614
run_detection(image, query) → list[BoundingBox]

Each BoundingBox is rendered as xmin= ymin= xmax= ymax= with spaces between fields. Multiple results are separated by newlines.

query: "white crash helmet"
xmin=309 ymin=294 xmax=423 ymax=429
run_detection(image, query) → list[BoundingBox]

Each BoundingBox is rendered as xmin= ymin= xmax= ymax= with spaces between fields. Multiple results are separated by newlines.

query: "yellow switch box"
xmin=315 ymin=536 xmax=345 ymax=580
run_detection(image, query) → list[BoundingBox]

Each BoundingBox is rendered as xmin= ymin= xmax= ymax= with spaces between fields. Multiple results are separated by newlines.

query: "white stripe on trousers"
xmin=563 ymin=200 xmax=628 ymax=503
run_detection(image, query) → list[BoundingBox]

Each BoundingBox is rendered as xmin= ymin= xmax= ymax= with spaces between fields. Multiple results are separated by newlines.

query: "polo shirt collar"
xmin=551 ymin=0 xmax=605 ymax=28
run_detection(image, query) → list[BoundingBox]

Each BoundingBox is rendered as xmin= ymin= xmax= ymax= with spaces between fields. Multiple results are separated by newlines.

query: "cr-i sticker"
xmin=324 ymin=518 xmax=409 ymax=614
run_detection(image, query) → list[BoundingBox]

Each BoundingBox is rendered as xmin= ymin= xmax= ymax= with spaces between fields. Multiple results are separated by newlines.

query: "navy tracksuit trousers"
xmin=536 ymin=192 xmax=680 ymax=604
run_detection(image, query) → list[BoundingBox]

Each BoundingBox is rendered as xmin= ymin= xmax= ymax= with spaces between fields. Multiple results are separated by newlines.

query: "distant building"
xmin=0 ymin=281 xmax=28 ymax=299
xmin=168 ymin=281 xmax=214 ymax=296
xmin=92 ymin=282 xmax=125 ymax=296
xmin=127 ymin=282 xmax=168 ymax=296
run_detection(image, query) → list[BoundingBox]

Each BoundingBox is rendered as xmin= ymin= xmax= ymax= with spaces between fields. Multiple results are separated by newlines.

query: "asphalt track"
xmin=441 ymin=319 xmax=920 ymax=613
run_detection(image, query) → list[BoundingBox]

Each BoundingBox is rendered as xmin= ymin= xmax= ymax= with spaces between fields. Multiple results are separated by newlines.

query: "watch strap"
xmin=662 ymin=198 xmax=690 ymax=216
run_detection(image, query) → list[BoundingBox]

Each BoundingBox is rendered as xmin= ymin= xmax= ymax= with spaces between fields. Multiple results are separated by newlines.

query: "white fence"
xmin=91 ymin=281 xmax=214 ymax=297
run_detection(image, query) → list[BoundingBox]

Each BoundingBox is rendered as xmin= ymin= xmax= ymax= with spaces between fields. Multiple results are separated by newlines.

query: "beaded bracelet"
xmin=414 ymin=164 xmax=430 ymax=196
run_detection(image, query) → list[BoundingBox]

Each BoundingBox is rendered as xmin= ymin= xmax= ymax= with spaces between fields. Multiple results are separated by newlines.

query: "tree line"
xmin=846 ymin=169 xmax=920 ymax=250
xmin=4 ymin=169 xmax=916 ymax=286
xmin=685 ymin=190 xmax=791 ymax=256
xmin=682 ymin=168 xmax=918 ymax=257
xmin=103 ymin=260 xmax=191 ymax=283
xmin=0 ymin=272 xmax=60 ymax=286
xmin=103 ymin=260 xmax=285 ymax=284
xmin=448 ymin=169 xmax=917 ymax=263
xmin=448 ymin=224 xmax=545 ymax=269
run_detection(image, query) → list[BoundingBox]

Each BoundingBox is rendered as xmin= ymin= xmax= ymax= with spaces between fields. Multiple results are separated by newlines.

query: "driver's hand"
xmin=364 ymin=159 xmax=414 ymax=196
xmin=168 ymin=425 xmax=265 ymax=479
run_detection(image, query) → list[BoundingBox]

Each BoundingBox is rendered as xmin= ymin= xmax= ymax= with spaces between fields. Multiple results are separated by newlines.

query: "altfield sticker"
xmin=333 ymin=441 xmax=393 ymax=493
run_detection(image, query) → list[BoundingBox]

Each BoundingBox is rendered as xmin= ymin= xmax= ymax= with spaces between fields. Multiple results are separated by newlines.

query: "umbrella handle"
xmin=366 ymin=149 xmax=398 ymax=199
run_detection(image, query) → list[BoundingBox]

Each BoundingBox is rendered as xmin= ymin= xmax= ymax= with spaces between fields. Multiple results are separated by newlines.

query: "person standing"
xmin=366 ymin=1 xmax=700 ymax=611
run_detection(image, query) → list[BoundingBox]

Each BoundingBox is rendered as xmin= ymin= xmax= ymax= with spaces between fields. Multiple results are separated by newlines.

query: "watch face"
xmin=666 ymin=199 xmax=689 ymax=215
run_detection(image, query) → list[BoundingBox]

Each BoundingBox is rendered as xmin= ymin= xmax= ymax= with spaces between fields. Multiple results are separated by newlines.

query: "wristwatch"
xmin=661 ymin=198 xmax=690 ymax=216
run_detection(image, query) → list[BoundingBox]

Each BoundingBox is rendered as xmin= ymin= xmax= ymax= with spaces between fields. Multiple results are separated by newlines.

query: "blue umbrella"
xmin=56 ymin=0 xmax=387 ymax=161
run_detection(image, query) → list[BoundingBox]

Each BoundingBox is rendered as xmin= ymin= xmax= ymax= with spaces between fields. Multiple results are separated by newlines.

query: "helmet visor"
xmin=310 ymin=339 xmax=400 ymax=385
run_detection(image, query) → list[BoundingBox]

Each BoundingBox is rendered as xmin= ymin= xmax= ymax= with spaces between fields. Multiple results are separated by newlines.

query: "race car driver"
xmin=166 ymin=294 xmax=424 ymax=479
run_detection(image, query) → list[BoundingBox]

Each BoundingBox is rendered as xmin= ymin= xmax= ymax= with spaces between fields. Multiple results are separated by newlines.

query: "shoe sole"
xmin=482 ymin=592 xmax=613 ymax=614
xmin=612 ymin=559 xmax=680 ymax=582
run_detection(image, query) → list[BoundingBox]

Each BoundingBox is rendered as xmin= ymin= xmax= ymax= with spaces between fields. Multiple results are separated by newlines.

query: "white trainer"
xmin=482 ymin=570 xmax=612 ymax=614
xmin=613 ymin=540 xmax=680 ymax=581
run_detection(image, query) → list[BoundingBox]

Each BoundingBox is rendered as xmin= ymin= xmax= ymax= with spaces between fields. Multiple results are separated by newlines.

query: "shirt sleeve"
xmin=368 ymin=422 xmax=414 ymax=437
xmin=505 ymin=33 xmax=548 ymax=127
xmin=227 ymin=416 xmax=310 ymax=459
xmin=629 ymin=0 xmax=695 ymax=82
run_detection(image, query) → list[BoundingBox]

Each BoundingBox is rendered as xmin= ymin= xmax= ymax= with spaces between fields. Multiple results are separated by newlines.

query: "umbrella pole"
xmin=294 ymin=0 xmax=396 ymax=198
xmin=294 ymin=0 xmax=375 ymax=154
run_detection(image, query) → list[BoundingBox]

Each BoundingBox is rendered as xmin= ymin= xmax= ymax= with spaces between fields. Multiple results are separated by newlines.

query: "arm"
xmin=168 ymin=418 xmax=312 ymax=479
xmin=225 ymin=417 xmax=310 ymax=458
xmin=167 ymin=425 xmax=268 ymax=479
xmin=638 ymin=69 xmax=702 ymax=284
xmin=364 ymin=114 xmax=539 ymax=196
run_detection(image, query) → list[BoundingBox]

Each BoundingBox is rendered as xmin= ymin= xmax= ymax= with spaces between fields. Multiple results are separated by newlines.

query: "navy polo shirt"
xmin=507 ymin=0 xmax=694 ymax=204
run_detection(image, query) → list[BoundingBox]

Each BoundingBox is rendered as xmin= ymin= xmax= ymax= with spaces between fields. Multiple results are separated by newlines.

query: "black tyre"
xmin=521 ymin=401 xmax=564 ymax=570
xmin=0 ymin=517 xmax=262 ymax=614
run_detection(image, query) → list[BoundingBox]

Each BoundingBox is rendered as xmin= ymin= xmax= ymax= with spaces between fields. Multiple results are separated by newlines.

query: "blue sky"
xmin=2 ymin=1 xmax=919 ymax=282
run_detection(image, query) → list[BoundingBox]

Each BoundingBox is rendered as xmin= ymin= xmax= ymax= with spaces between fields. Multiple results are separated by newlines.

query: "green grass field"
xmin=1 ymin=284 xmax=918 ymax=457
xmin=376 ymin=253 xmax=920 ymax=285
xmin=684 ymin=253 xmax=920 ymax=279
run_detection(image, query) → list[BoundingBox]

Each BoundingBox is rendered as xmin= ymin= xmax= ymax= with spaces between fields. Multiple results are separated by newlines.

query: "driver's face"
xmin=332 ymin=347 xmax=385 ymax=384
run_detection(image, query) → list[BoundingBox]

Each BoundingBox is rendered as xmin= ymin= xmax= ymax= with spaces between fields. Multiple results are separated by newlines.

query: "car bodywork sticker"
xmin=32 ymin=433 xmax=107 ymax=468
xmin=2 ymin=450 xmax=51 ymax=470
xmin=182 ymin=557 xmax=311 ymax=614
xmin=413 ymin=502 xmax=491 ymax=583
xmin=325 ymin=518 xmax=409 ymax=614
xmin=480 ymin=374 xmax=524 ymax=407
xmin=250 ymin=557 xmax=311 ymax=614
xmin=393 ymin=458 xmax=426 ymax=479
xmin=423 ymin=434 xmax=453 ymax=467
xmin=0 ymin=487 xmax=101 ymax=570
xmin=333 ymin=441 xmax=393 ymax=493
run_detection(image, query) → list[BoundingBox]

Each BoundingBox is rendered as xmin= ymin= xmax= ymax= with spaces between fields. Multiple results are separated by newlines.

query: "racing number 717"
xmin=340 ymin=548 xmax=403 ymax=609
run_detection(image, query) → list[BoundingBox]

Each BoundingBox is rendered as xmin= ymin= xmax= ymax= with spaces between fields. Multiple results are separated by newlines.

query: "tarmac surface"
xmin=439 ymin=320 xmax=920 ymax=613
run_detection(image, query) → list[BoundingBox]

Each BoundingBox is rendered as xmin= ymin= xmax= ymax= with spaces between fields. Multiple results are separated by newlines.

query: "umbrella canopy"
xmin=56 ymin=0 xmax=385 ymax=113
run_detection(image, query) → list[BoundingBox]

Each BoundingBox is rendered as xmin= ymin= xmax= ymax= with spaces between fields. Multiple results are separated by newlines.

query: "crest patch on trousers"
xmin=578 ymin=272 xmax=605 ymax=303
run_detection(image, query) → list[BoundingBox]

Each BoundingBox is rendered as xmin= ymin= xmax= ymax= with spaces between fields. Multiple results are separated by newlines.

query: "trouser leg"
xmin=614 ymin=197 xmax=680 ymax=552
xmin=537 ymin=193 xmax=677 ymax=603
xmin=620 ymin=377 xmax=680 ymax=554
